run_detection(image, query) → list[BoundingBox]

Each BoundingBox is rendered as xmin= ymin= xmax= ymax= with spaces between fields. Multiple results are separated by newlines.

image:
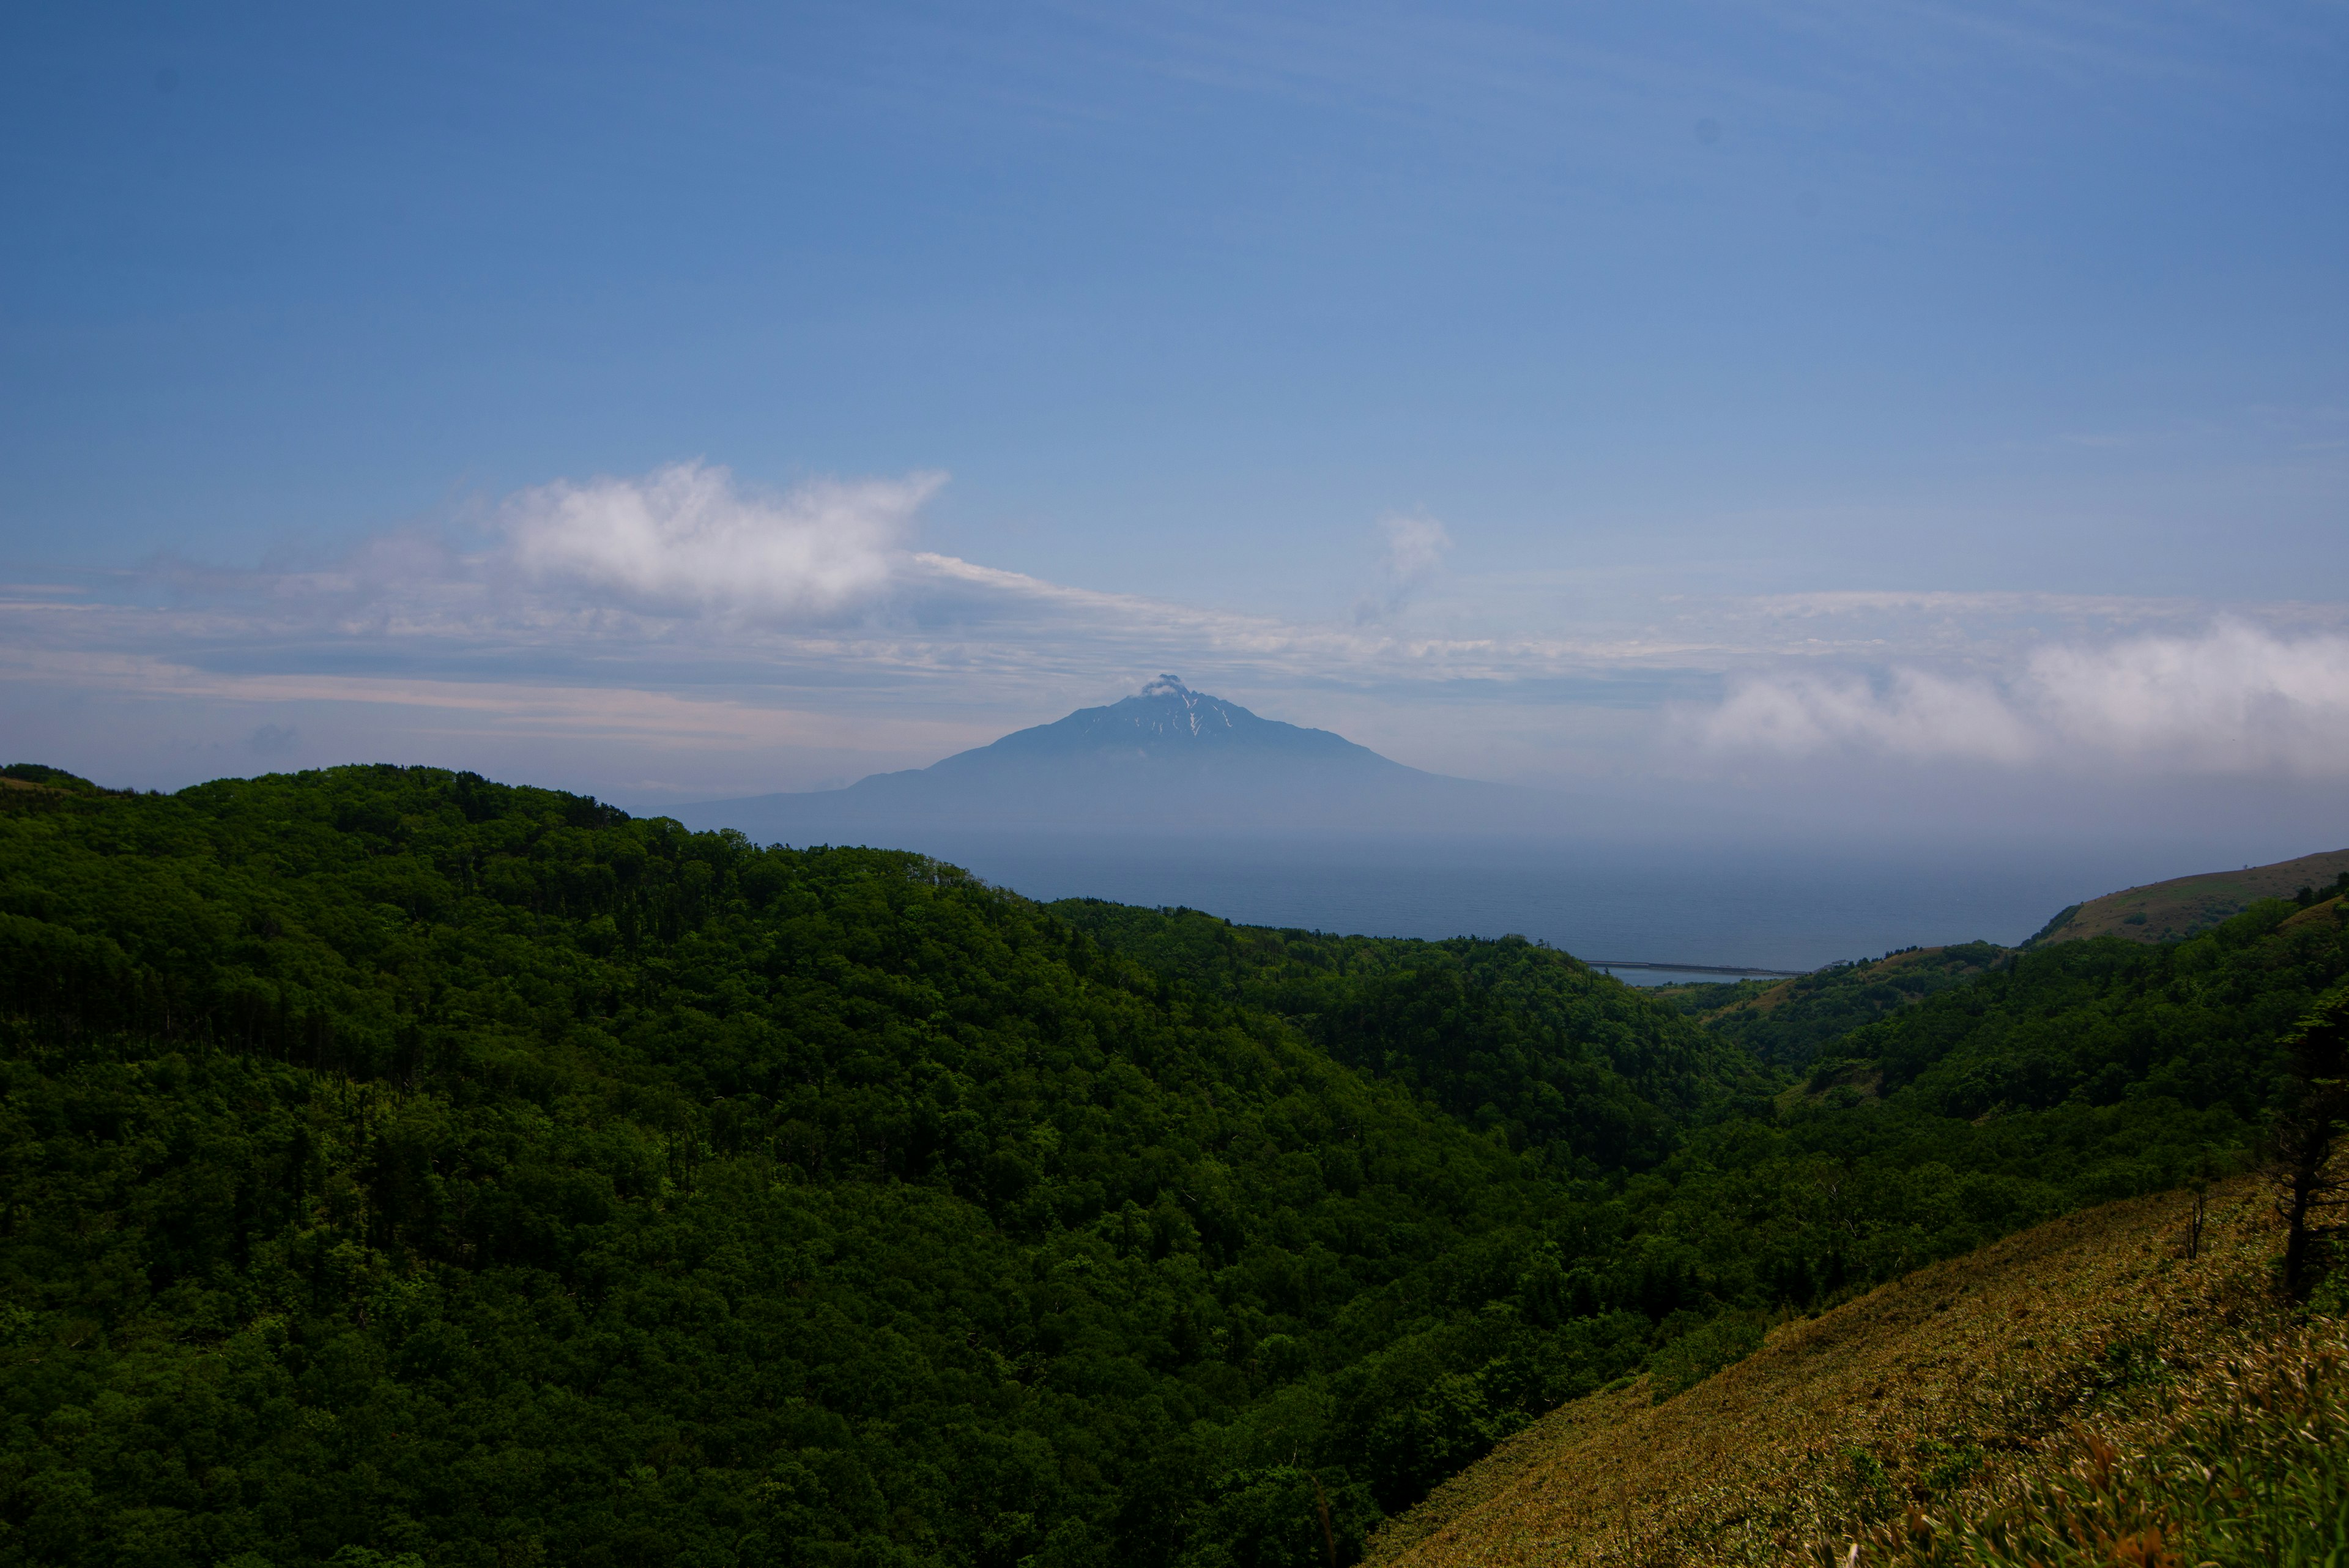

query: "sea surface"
xmin=877 ymin=831 xmax=2219 ymax=983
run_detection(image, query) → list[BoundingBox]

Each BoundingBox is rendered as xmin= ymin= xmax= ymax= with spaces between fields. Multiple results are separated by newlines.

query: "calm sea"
xmin=872 ymin=832 xmax=2224 ymax=984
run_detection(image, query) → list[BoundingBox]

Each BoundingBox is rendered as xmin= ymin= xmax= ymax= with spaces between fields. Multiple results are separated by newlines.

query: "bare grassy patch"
xmin=2037 ymin=849 xmax=2349 ymax=946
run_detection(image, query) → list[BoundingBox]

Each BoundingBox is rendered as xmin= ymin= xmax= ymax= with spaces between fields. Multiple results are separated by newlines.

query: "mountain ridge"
xmin=869 ymin=675 xmax=1409 ymax=781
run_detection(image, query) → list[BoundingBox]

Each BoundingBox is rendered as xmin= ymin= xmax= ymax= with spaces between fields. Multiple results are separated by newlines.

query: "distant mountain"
xmin=2024 ymin=845 xmax=2349 ymax=947
xmin=907 ymin=674 xmax=1391 ymax=778
xmin=673 ymin=675 xmax=1558 ymax=841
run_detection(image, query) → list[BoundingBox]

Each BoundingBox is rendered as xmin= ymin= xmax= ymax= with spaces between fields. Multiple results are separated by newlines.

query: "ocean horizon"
xmin=741 ymin=829 xmax=2233 ymax=983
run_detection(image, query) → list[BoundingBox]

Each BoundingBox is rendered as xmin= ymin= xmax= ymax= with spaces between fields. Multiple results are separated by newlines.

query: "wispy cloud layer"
xmin=1355 ymin=513 xmax=1453 ymax=623
xmin=7 ymin=461 xmax=2349 ymax=801
xmin=77 ymin=467 xmax=1698 ymax=696
xmin=1699 ymin=668 xmax=2037 ymax=764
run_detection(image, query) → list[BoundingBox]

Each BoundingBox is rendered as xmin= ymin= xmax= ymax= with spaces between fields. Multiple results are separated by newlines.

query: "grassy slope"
xmin=1366 ymin=1179 xmax=2328 ymax=1567
xmin=2028 ymin=847 xmax=2349 ymax=947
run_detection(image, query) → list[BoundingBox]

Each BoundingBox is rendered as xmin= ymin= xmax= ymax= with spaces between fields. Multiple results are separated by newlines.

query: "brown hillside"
xmin=2029 ymin=847 xmax=2349 ymax=946
xmin=1365 ymin=1181 xmax=2296 ymax=1568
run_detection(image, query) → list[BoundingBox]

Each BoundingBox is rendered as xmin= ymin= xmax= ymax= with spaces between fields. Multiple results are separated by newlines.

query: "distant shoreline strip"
xmin=1590 ymin=960 xmax=1811 ymax=978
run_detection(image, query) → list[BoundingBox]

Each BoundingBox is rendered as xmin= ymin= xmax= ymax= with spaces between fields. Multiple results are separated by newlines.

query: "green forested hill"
xmin=1046 ymin=902 xmax=1767 ymax=1172
xmin=1 ymin=764 xmax=2342 ymax=1568
xmin=1806 ymin=910 xmax=2342 ymax=1120
xmin=0 ymin=764 xmax=1740 ymax=1568
xmin=1656 ymin=942 xmax=2009 ymax=1068
xmin=1059 ymin=893 xmax=2343 ymax=1336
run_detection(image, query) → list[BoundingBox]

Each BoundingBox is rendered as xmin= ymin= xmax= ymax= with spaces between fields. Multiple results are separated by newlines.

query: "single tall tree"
xmin=2275 ymin=985 xmax=2349 ymax=1299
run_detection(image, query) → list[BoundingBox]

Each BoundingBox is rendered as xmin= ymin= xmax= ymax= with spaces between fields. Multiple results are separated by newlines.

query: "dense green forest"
xmin=1044 ymin=901 xmax=1765 ymax=1169
xmin=1 ymin=764 xmax=2342 ymax=1568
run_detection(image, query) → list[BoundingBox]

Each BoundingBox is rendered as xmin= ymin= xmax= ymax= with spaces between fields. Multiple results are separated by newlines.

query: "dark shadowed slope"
xmin=672 ymin=675 xmax=1562 ymax=839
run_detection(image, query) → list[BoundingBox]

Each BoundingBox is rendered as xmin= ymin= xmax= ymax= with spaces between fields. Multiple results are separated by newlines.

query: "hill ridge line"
xmin=1587 ymin=959 xmax=1813 ymax=977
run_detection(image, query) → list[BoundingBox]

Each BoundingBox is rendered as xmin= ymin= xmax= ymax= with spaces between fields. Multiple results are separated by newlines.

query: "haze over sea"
xmin=829 ymin=831 xmax=2202 ymax=983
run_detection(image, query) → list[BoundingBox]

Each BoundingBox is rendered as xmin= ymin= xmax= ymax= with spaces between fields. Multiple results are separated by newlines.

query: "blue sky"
xmin=3 ymin=2 xmax=2345 ymax=852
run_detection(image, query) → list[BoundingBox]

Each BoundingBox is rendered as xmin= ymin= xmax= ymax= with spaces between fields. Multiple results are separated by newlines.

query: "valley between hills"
xmin=1 ymin=760 xmax=2343 ymax=1568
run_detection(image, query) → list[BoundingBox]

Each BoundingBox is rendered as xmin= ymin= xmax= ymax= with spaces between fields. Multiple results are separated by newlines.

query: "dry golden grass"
xmin=1861 ymin=1311 xmax=2348 ymax=1567
xmin=1365 ymin=1180 xmax=2301 ymax=1568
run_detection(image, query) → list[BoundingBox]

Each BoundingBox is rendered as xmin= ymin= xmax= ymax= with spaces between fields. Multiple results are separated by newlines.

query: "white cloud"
xmin=503 ymin=461 xmax=944 ymax=620
xmin=1701 ymin=622 xmax=2349 ymax=775
xmin=2026 ymin=622 xmax=2349 ymax=771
